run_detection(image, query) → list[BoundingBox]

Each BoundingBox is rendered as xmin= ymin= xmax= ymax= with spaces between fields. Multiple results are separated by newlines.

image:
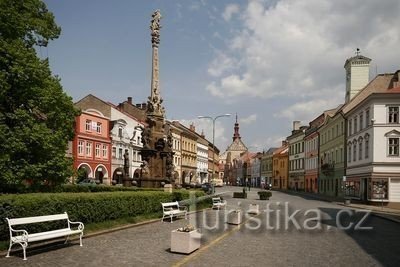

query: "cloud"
xmin=207 ymin=51 xmax=238 ymax=77
xmin=239 ymin=114 xmax=257 ymax=125
xmin=273 ymin=92 xmax=342 ymax=122
xmin=206 ymin=0 xmax=400 ymax=104
xmin=178 ymin=118 xmax=229 ymax=151
xmin=222 ymin=4 xmax=240 ymax=21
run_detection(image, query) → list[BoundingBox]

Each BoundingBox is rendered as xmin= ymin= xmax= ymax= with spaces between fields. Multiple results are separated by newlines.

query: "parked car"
xmin=201 ymin=183 xmax=212 ymax=194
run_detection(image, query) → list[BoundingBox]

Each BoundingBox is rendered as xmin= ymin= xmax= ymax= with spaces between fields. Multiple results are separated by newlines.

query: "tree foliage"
xmin=0 ymin=0 xmax=79 ymax=191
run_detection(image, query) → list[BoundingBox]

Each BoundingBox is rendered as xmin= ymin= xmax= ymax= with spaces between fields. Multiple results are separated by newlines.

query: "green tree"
xmin=0 ymin=0 xmax=79 ymax=191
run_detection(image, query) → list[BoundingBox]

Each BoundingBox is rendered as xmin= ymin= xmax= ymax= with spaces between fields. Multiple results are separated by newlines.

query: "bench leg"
xmin=170 ymin=215 xmax=173 ymax=223
xmin=79 ymin=232 xmax=83 ymax=247
xmin=5 ymin=242 xmax=13 ymax=258
xmin=22 ymin=242 xmax=27 ymax=261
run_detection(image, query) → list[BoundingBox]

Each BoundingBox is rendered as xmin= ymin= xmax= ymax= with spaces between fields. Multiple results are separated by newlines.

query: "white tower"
xmin=344 ymin=48 xmax=371 ymax=103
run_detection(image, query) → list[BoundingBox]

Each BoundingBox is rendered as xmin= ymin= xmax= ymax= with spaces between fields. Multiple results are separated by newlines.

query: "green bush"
xmin=233 ymin=192 xmax=247 ymax=199
xmin=0 ymin=190 xmax=207 ymax=241
xmin=257 ymin=191 xmax=272 ymax=200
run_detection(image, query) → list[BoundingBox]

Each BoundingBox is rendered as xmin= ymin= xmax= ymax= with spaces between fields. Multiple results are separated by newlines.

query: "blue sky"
xmin=44 ymin=0 xmax=400 ymax=152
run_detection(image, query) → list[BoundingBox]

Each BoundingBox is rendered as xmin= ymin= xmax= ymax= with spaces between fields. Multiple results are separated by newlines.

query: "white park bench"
xmin=5 ymin=212 xmax=84 ymax=260
xmin=161 ymin=201 xmax=188 ymax=223
xmin=212 ymin=197 xmax=227 ymax=210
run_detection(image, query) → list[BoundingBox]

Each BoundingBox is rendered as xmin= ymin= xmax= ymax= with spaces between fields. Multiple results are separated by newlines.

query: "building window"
xmin=358 ymin=139 xmax=363 ymax=160
xmin=366 ymin=109 xmax=370 ymax=127
xmin=102 ymin=144 xmax=107 ymax=158
xmin=353 ymin=142 xmax=357 ymax=162
xmin=85 ymin=120 xmax=91 ymax=131
xmin=348 ymin=119 xmax=352 ymax=136
xmin=118 ymin=148 xmax=123 ymax=159
xmin=388 ymin=106 xmax=399 ymax=123
xmin=340 ymin=147 xmax=343 ymax=163
xmin=118 ymin=127 xmax=123 ymax=137
xmin=388 ymin=138 xmax=399 ymax=156
xmin=96 ymin=122 xmax=102 ymax=133
xmin=359 ymin=113 xmax=363 ymax=130
xmin=112 ymin=147 xmax=116 ymax=158
xmin=365 ymin=139 xmax=369 ymax=159
xmin=354 ymin=117 xmax=357 ymax=134
xmin=95 ymin=144 xmax=101 ymax=157
xmin=78 ymin=141 xmax=84 ymax=155
xmin=86 ymin=142 xmax=92 ymax=156
xmin=335 ymin=149 xmax=338 ymax=163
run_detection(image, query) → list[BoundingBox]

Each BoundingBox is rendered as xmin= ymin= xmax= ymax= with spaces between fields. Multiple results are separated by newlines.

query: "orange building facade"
xmin=72 ymin=109 xmax=112 ymax=184
xmin=272 ymin=142 xmax=289 ymax=189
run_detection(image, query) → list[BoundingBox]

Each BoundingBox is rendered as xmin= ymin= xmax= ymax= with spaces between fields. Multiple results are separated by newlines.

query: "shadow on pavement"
xmin=318 ymin=207 xmax=400 ymax=267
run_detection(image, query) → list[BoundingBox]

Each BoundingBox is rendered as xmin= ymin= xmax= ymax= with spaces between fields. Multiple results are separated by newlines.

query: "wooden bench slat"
xmin=8 ymin=213 xmax=69 ymax=225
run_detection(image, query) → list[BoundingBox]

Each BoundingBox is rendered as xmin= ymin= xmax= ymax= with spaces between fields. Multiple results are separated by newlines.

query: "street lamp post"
xmin=198 ymin=114 xmax=231 ymax=194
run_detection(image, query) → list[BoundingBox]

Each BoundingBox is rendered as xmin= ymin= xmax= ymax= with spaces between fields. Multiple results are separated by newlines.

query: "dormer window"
xmin=388 ymin=106 xmax=399 ymax=123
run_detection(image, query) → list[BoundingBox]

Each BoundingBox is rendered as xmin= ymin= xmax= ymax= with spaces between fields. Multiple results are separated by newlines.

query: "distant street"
xmin=1 ymin=187 xmax=399 ymax=267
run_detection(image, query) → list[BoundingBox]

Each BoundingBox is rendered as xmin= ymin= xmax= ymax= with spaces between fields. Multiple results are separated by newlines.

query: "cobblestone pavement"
xmin=1 ymin=187 xmax=399 ymax=266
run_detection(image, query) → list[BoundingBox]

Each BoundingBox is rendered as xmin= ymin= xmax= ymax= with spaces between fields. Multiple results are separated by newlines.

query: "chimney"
xmin=293 ymin=121 xmax=301 ymax=131
xmin=189 ymin=123 xmax=195 ymax=132
xmin=136 ymin=104 xmax=141 ymax=108
xmin=127 ymin=97 xmax=132 ymax=104
xmin=141 ymin=103 xmax=147 ymax=110
xmin=393 ymin=71 xmax=400 ymax=88
xmin=282 ymin=140 xmax=287 ymax=146
xmin=200 ymin=130 xmax=205 ymax=138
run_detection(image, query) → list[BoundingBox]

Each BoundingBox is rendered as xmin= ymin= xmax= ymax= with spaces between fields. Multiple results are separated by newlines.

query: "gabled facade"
xmin=72 ymin=109 xmax=112 ymax=184
xmin=222 ymin=115 xmax=248 ymax=184
xmin=343 ymin=71 xmax=400 ymax=207
xmin=318 ymin=106 xmax=346 ymax=197
xmin=173 ymin=121 xmax=198 ymax=185
xmin=304 ymin=112 xmax=326 ymax=193
xmin=287 ymin=121 xmax=307 ymax=190
xmin=75 ymin=94 xmax=145 ymax=185
xmin=260 ymin=148 xmax=277 ymax=188
xmin=272 ymin=141 xmax=289 ymax=189
xmin=168 ymin=121 xmax=182 ymax=184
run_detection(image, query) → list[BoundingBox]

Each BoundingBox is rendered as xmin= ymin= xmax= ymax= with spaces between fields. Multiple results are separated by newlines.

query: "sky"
xmin=44 ymin=0 xmax=400 ymax=153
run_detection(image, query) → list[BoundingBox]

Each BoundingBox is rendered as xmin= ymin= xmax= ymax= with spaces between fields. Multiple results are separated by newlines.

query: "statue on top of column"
xmin=150 ymin=10 xmax=161 ymax=46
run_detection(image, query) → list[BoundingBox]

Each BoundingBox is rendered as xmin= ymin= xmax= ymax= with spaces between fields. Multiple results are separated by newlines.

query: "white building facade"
xmin=344 ymin=71 xmax=400 ymax=207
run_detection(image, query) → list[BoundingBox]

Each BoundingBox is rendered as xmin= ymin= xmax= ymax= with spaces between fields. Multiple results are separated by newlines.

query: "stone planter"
xmin=248 ymin=204 xmax=260 ymax=215
xmin=170 ymin=229 xmax=201 ymax=254
xmin=227 ymin=210 xmax=242 ymax=225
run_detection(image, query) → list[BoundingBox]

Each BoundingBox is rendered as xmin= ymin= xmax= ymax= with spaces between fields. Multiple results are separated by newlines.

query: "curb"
xmin=336 ymin=203 xmax=400 ymax=224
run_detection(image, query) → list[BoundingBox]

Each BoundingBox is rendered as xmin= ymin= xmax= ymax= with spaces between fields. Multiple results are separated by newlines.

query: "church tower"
xmin=232 ymin=114 xmax=241 ymax=141
xmin=344 ymin=48 xmax=371 ymax=103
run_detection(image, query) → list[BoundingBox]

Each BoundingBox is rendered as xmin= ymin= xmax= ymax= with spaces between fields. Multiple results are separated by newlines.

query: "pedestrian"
xmin=247 ymin=181 xmax=250 ymax=191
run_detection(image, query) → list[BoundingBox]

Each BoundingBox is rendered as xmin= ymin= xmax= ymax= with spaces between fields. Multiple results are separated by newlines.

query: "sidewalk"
xmin=277 ymin=189 xmax=400 ymax=223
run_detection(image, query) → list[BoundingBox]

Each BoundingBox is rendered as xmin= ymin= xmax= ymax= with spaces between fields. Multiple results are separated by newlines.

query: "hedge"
xmin=0 ymin=190 xmax=209 ymax=241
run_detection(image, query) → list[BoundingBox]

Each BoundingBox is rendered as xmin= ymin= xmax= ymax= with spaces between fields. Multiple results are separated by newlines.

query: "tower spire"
xmin=233 ymin=113 xmax=241 ymax=141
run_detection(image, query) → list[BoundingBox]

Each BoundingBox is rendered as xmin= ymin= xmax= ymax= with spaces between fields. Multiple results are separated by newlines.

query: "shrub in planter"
xmin=257 ymin=191 xmax=272 ymax=200
xmin=233 ymin=192 xmax=247 ymax=199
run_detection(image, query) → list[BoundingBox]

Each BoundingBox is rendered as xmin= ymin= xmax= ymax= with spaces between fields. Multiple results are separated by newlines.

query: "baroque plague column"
xmin=138 ymin=10 xmax=174 ymax=188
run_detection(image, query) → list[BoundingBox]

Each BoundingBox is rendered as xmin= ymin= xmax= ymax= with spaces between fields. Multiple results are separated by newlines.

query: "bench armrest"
xmin=69 ymin=220 xmax=85 ymax=231
xmin=9 ymin=228 xmax=28 ymax=241
xmin=178 ymin=205 xmax=187 ymax=211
